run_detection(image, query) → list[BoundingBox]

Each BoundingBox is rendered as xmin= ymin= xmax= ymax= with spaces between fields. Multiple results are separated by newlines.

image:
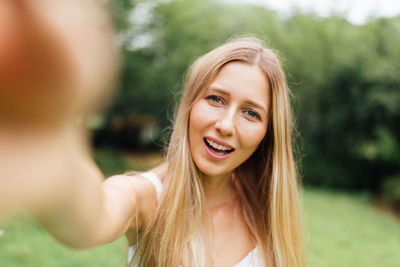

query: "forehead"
xmin=208 ymin=61 xmax=270 ymax=106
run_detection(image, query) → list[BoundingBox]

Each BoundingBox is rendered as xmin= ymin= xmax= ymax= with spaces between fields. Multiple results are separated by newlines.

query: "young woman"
xmin=125 ymin=38 xmax=306 ymax=267
xmin=0 ymin=2 xmax=305 ymax=266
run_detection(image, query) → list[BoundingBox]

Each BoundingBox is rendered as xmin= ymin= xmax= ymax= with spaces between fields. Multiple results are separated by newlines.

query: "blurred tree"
xmin=98 ymin=0 xmax=400 ymax=194
xmin=288 ymin=15 xmax=400 ymax=191
xmin=102 ymin=0 xmax=281 ymax=147
xmin=108 ymin=0 xmax=135 ymax=31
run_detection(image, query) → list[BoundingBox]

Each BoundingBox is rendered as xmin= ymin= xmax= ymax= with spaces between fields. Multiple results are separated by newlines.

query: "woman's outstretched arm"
xmin=0 ymin=124 xmax=156 ymax=249
xmin=0 ymin=0 xmax=153 ymax=249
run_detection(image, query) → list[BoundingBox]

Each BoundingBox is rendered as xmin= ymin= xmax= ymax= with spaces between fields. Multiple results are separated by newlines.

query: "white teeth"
xmin=205 ymin=138 xmax=232 ymax=151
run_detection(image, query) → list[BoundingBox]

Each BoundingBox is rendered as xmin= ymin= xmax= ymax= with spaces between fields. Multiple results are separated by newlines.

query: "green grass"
xmin=1 ymin=189 xmax=399 ymax=266
xmin=0 ymin=214 xmax=127 ymax=267
xmin=304 ymin=189 xmax=400 ymax=267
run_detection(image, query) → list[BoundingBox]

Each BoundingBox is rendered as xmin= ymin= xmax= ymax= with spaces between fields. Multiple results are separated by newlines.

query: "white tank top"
xmin=127 ymin=172 xmax=264 ymax=267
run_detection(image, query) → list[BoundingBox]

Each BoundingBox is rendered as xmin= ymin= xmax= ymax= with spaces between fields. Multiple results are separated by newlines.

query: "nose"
xmin=215 ymin=110 xmax=236 ymax=136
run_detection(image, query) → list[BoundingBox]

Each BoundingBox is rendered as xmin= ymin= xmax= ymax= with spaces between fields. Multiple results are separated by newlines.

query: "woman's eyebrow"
xmin=207 ymin=86 xmax=267 ymax=116
xmin=244 ymin=100 xmax=267 ymax=116
xmin=207 ymin=86 xmax=230 ymax=96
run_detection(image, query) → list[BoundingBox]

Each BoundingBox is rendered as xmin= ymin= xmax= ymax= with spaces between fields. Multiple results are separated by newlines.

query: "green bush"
xmin=382 ymin=174 xmax=400 ymax=207
xmin=93 ymin=149 xmax=129 ymax=177
xmin=105 ymin=0 xmax=400 ymax=192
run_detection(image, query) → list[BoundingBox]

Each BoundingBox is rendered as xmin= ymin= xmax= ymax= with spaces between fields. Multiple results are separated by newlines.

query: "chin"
xmin=196 ymin=163 xmax=234 ymax=178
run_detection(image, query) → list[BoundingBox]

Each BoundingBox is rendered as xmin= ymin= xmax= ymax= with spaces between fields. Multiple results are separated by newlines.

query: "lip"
xmin=203 ymin=136 xmax=234 ymax=161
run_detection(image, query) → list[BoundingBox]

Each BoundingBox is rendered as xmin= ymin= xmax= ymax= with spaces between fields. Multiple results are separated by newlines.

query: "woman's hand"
xmin=0 ymin=2 xmax=154 ymax=249
xmin=0 ymin=0 xmax=119 ymax=127
xmin=0 ymin=0 xmax=118 ymax=217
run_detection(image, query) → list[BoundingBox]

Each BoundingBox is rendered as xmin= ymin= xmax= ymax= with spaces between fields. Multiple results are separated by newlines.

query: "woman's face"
xmin=189 ymin=61 xmax=270 ymax=177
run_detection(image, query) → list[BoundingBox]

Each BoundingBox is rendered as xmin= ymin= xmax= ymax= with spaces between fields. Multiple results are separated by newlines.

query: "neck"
xmin=202 ymin=172 xmax=238 ymax=208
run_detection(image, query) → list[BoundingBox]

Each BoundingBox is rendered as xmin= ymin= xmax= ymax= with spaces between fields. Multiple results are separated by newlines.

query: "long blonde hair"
xmin=132 ymin=36 xmax=305 ymax=267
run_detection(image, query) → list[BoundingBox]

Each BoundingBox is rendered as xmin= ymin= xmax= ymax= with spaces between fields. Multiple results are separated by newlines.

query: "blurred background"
xmin=1 ymin=0 xmax=400 ymax=266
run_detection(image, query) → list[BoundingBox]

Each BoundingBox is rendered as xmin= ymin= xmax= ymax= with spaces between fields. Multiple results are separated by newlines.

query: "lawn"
xmin=1 ymin=189 xmax=399 ymax=267
xmin=1 ymin=150 xmax=399 ymax=266
xmin=0 ymin=214 xmax=127 ymax=267
xmin=304 ymin=189 xmax=400 ymax=267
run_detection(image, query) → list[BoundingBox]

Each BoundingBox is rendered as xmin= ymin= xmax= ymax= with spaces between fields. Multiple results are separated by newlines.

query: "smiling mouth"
xmin=204 ymin=138 xmax=235 ymax=156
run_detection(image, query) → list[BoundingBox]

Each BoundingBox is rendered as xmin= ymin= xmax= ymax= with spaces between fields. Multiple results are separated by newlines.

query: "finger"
xmin=0 ymin=0 xmax=119 ymax=126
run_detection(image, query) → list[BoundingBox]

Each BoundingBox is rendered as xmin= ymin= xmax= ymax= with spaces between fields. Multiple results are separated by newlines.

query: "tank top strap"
xmin=141 ymin=172 xmax=163 ymax=202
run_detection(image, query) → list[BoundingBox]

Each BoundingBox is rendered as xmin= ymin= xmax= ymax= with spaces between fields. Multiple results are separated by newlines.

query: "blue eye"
xmin=246 ymin=110 xmax=260 ymax=119
xmin=206 ymin=95 xmax=223 ymax=104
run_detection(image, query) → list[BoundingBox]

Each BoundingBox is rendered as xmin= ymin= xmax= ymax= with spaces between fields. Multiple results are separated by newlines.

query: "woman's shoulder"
xmin=146 ymin=162 xmax=168 ymax=182
xmin=122 ymin=162 xmax=167 ymax=182
xmin=108 ymin=162 xmax=166 ymax=194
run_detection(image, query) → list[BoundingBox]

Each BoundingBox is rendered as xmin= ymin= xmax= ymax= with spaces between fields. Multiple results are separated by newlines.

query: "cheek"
xmin=189 ymin=101 xmax=215 ymax=134
xmin=238 ymin=123 xmax=267 ymax=152
xmin=189 ymin=102 xmax=207 ymax=151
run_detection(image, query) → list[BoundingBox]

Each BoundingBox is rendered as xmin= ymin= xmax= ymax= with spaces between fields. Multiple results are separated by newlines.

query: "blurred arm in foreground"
xmin=0 ymin=0 xmax=140 ymax=249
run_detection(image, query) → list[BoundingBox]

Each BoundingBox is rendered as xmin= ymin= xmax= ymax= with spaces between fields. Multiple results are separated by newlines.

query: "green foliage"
xmin=383 ymin=174 xmax=400 ymax=204
xmin=93 ymin=149 xmax=129 ymax=177
xmin=107 ymin=0 xmax=135 ymax=30
xmin=107 ymin=0 xmax=282 ymax=129
xmin=100 ymin=0 xmax=400 ymax=193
